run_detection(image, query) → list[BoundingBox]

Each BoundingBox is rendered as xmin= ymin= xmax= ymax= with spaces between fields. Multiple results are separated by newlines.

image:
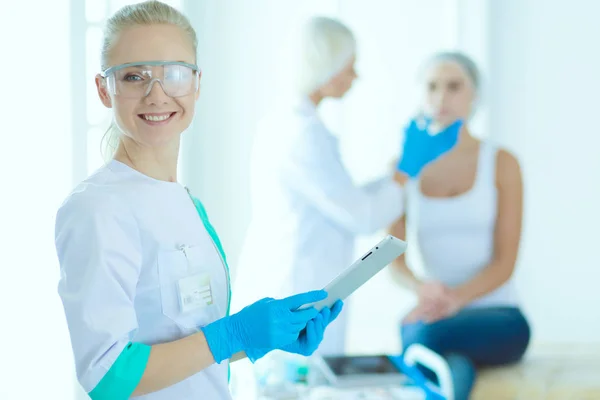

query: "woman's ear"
xmin=95 ymin=74 xmax=113 ymax=108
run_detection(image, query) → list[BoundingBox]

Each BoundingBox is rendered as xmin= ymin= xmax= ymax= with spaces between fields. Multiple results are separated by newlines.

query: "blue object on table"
xmin=389 ymin=355 xmax=447 ymax=400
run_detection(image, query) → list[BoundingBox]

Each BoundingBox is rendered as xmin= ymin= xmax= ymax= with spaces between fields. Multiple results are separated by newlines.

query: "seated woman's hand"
xmin=404 ymin=281 xmax=462 ymax=324
xmin=417 ymin=281 xmax=452 ymax=305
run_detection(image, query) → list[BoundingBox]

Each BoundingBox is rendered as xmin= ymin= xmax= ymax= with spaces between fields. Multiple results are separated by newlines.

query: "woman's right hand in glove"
xmin=201 ymin=290 xmax=327 ymax=363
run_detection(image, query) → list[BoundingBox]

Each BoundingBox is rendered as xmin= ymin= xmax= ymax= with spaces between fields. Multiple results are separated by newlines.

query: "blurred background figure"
xmin=233 ymin=16 xmax=408 ymax=356
xmin=389 ymin=52 xmax=531 ymax=400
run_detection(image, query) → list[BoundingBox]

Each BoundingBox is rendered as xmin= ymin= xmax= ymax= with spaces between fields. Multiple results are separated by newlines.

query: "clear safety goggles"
xmin=102 ymin=61 xmax=201 ymax=98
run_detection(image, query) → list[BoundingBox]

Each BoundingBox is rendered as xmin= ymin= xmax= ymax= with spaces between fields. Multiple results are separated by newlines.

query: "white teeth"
xmin=143 ymin=114 xmax=171 ymax=121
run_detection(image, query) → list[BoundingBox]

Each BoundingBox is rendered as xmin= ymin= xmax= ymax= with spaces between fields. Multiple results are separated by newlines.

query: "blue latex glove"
xmin=397 ymin=117 xmax=463 ymax=178
xmin=283 ymin=300 xmax=343 ymax=356
xmin=247 ymin=300 xmax=344 ymax=361
xmin=201 ymin=290 xmax=326 ymax=363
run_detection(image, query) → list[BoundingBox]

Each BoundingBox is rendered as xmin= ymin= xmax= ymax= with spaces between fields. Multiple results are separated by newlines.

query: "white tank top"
xmin=408 ymin=142 xmax=518 ymax=308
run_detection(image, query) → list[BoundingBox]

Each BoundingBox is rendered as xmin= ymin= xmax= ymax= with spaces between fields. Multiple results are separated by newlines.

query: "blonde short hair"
xmin=294 ymin=16 xmax=356 ymax=95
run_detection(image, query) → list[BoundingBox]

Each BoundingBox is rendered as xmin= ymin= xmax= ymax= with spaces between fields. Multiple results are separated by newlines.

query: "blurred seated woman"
xmin=389 ymin=52 xmax=531 ymax=400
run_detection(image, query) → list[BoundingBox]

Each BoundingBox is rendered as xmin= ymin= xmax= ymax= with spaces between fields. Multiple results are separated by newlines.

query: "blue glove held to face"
xmin=397 ymin=117 xmax=463 ymax=178
xmin=246 ymin=300 xmax=344 ymax=361
xmin=201 ymin=290 xmax=326 ymax=363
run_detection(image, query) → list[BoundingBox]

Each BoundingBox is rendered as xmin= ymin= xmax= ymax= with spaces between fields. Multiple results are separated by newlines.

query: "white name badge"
xmin=177 ymin=273 xmax=213 ymax=313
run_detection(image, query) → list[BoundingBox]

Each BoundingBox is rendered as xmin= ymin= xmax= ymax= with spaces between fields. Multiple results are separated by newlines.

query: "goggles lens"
xmin=103 ymin=61 xmax=200 ymax=98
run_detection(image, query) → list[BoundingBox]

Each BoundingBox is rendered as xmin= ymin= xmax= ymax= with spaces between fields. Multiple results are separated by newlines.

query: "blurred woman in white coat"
xmin=233 ymin=17 xmax=408 ymax=355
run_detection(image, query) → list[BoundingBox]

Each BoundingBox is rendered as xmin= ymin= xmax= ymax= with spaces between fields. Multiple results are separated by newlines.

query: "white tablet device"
xmin=298 ymin=235 xmax=407 ymax=311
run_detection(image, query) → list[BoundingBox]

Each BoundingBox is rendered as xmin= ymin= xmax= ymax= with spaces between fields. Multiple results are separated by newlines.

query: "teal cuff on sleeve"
xmin=88 ymin=342 xmax=151 ymax=400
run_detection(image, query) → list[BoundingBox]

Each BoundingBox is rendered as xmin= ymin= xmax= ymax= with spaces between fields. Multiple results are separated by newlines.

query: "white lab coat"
xmin=233 ymin=98 xmax=405 ymax=355
xmin=55 ymin=160 xmax=231 ymax=399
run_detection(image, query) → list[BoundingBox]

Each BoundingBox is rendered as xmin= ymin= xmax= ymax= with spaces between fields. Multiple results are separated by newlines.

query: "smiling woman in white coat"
xmin=54 ymin=2 xmax=343 ymax=399
xmin=233 ymin=16 xmax=409 ymax=355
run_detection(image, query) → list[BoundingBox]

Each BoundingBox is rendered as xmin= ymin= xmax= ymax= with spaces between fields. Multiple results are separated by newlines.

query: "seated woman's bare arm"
xmin=454 ymin=149 xmax=523 ymax=305
xmin=388 ymin=214 xmax=422 ymax=292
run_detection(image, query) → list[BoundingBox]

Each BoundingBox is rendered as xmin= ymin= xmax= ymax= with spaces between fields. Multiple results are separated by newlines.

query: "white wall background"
xmin=2 ymin=0 xmax=600 ymax=399
xmin=0 ymin=1 xmax=74 ymax=399
xmin=486 ymin=0 xmax=600 ymax=344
